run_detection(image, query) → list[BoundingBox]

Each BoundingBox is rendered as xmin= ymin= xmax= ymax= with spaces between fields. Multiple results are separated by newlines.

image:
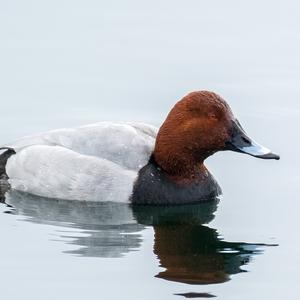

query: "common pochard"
xmin=0 ymin=91 xmax=279 ymax=204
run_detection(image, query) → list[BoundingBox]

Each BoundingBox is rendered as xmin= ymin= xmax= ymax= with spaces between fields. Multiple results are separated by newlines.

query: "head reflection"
xmin=3 ymin=191 xmax=273 ymax=285
xmin=133 ymin=203 xmax=267 ymax=285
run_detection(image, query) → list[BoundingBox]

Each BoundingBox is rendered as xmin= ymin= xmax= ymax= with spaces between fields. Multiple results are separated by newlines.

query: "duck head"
xmin=154 ymin=91 xmax=279 ymax=179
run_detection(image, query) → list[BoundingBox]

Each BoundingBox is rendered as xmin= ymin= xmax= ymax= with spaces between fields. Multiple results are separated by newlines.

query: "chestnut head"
xmin=154 ymin=91 xmax=279 ymax=176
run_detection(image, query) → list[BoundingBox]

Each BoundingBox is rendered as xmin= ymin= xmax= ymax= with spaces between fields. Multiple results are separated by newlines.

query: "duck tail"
xmin=0 ymin=147 xmax=16 ymax=179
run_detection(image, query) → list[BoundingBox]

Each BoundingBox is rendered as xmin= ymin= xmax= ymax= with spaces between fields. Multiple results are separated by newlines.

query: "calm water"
xmin=0 ymin=1 xmax=299 ymax=299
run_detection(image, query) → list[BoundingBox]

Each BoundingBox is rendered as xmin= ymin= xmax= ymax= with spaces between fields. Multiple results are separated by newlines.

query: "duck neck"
xmin=153 ymin=144 xmax=210 ymax=185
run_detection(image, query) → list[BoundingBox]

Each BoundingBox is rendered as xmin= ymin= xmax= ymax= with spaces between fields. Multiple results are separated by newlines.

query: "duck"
xmin=0 ymin=91 xmax=279 ymax=204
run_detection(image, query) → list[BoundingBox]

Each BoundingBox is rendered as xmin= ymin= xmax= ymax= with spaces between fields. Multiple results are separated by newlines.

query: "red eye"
xmin=208 ymin=113 xmax=218 ymax=120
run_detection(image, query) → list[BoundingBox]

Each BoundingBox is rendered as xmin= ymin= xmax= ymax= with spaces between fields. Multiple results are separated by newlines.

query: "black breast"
xmin=131 ymin=157 xmax=222 ymax=205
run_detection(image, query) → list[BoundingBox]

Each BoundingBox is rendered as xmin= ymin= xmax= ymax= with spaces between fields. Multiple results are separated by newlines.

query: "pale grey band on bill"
xmin=240 ymin=139 xmax=280 ymax=160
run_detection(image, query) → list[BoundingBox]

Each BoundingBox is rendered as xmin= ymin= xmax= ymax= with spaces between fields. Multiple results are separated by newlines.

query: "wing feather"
xmin=7 ymin=122 xmax=158 ymax=171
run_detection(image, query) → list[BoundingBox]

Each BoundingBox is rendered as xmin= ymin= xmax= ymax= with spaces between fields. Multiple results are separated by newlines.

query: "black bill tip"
xmin=255 ymin=152 xmax=280 ymax=160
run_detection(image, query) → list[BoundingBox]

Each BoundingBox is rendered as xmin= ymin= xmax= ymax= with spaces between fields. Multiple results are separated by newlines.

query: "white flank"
xmin=5 ymin=122 xmax=158 ymax=202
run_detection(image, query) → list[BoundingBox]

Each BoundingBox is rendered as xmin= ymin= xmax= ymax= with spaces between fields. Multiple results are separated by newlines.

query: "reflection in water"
xmin=5 ymin=191 xmax=144 ymax=258
xmin=175 ymin=292 xmax=216 ymax=298
xmin=2 ymin=191 xmax=275 ymax=286
xmin=153 ymin=225 xmax=262 ymax=285
xmin=134 ymin=202 xmax=269 ymax=285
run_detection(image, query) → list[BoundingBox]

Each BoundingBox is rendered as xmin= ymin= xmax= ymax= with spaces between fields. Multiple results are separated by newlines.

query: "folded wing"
xmin=7 ymin=122 xmax=158 ymax=171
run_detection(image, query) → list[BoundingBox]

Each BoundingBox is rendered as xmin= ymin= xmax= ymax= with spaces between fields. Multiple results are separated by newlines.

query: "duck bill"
xmin=225 ymin=120 xmax=280 ymax=160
